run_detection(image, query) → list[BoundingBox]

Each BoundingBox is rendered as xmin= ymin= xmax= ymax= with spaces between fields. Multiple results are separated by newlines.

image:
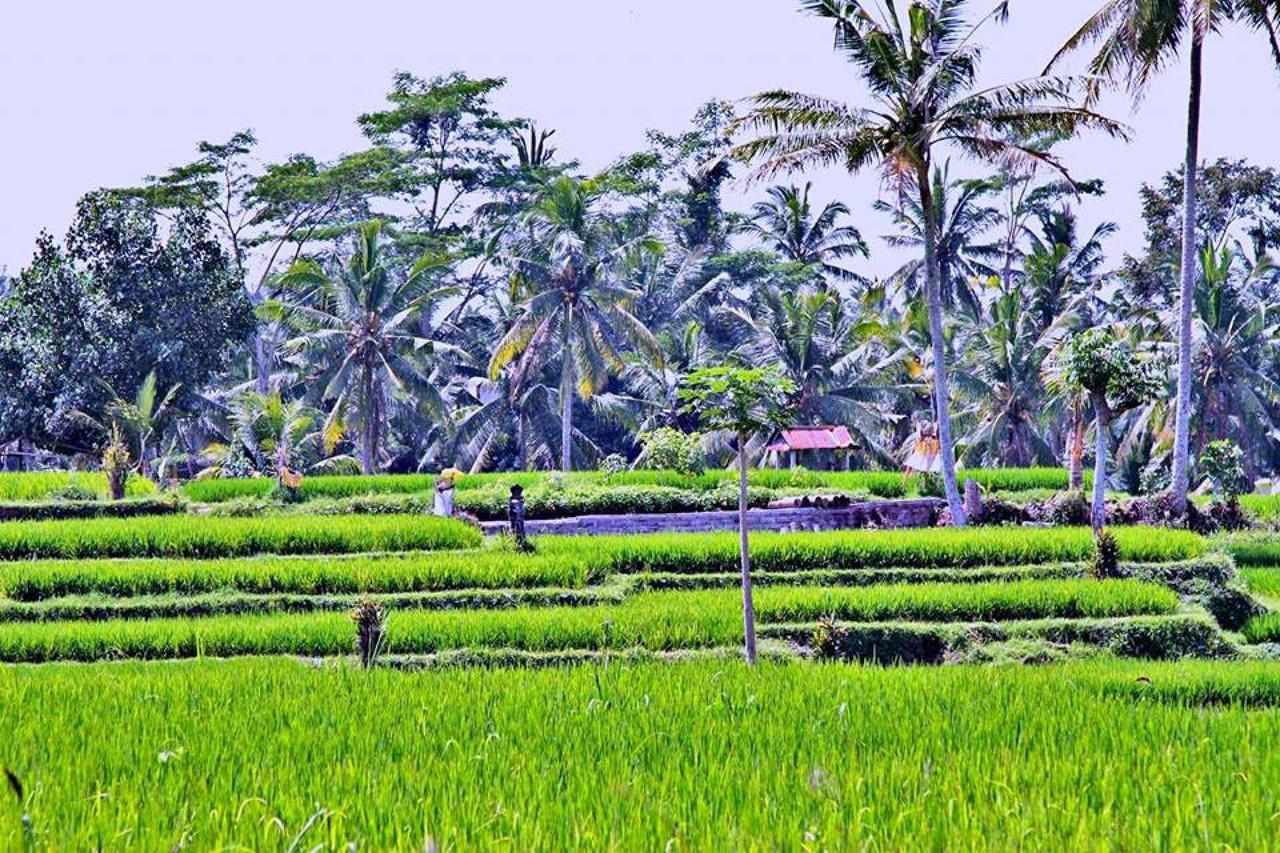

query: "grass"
xmin=567 ymin=525 xmax=1204 ymax=574
xmin=1241 ymin=566 xmax=1280 ymax=597
xmin=0 ymin=514 xmax=480 ymax=560
xmin=1215 ymin=531 xmax=1280 ymax=566
xmin=0 ymin=526 xmax=1202 ymax=600
xmin=0 ymin=658 xmax=1278 ymax=848
xmin=0 ymin=580 xmax=1177 ymax=662
xmin=180 ymin=466 xmax=1086 ymax=503
xmin=0 ymin=471 xmax=155 ymax=501
xmin=0 ymin=549 xmax=587 ymax=601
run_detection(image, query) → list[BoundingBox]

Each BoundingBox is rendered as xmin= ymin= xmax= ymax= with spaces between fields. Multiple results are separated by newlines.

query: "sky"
xmin=3 ymin=0 xmax=1279 ymax=279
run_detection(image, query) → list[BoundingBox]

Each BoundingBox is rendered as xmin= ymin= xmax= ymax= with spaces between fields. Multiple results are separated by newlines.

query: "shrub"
xmin=638 ymin=428 xmax=706 ymax=476
xmin=1092 ymin=529 xmax=1120 ymax=579
xmin=1201 ymin=440 xmax=1250 ymax=499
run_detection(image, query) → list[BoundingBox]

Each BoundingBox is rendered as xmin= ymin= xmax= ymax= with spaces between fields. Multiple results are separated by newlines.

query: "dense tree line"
xmin=3 ymin=0 xmax=1280 ymax=524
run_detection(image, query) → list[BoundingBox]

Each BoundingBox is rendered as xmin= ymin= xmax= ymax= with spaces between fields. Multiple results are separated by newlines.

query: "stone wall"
xmin=479 ymin=497 xmax=943 ymax=537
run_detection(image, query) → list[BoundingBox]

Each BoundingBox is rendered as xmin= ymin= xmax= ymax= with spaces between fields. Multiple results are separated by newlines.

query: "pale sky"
xmin=3 ymin=1 xmax=1279 ymax=278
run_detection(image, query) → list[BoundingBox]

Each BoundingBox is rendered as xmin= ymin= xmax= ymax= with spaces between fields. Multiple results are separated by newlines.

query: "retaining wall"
xmin=479 ymin=497 xmax=944 ymax=537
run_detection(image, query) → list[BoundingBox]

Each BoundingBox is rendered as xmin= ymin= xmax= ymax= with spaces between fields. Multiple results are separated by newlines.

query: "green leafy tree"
xmin=358 ymin=71 xmax=521 ymax=247
xmin=1058 ymin=327 xmax=1166 ymax=529
xmin=0 ymin=193 xmax=252 ymax=453
xmin=268 ymin=221 xmax=456 ymax=473
xmin=1051 ymin=0 xmax=1280 ymax=515
xmin=734 ymin=0 xmax=1124 ymax=526
xmin=680 ymin=365 xmax=796 ymax=664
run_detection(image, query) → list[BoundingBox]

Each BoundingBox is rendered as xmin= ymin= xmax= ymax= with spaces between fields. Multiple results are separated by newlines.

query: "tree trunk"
xmin=560 ymin=358 xmax=574 ymax=473
xmin=1091 ymin=393 xmax=1111 ymax=533
xmin=1170 ymin=33 xmax=1204 ymax=515
xmin=253 ymin=332 xmax=272 ymax=395
xmin=917 ymin=168 xmax=967 ymax=526
xmin=737 ymin=431 xmax=757 ymax=665
xmin=1069 ymin=407 xmax=1086 ymax=491
xmin=360 ymin=362 xmax=377 ymax=475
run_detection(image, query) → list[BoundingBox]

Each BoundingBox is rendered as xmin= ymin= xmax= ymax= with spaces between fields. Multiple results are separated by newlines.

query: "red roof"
xmin=766 ymin=426 xmax=855 ymax=452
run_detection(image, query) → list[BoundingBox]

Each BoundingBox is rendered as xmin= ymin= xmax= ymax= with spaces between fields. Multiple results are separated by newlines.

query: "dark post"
xmin=507 ymin=484 xmax=530 ymax=551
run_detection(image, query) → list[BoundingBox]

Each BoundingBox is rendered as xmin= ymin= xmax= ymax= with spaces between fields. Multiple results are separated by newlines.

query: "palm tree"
xmin=269 ymin=221 xmax=456 ymax=474
xmin=877 ymin=164 xmax=1003 ymax=320
xmin=489 ymin=176 xmax=664 ymax=471
xmin=1050 ymin=0 xmax=1280 ymax=514
xmin=734 ymin=0 xmax=1124 ymax=525
xmin=958 ymin=289 xmax=1060 ymax=466
xmin=745 ymin=183 xmax=869 ymax=283
xmin=71 ymin=369 xmax=181 ymax=481
xmin=723 ymin=282 xmax=909 ymax=464
xmin=1191 ymin=242 xmax=1280 ymax=473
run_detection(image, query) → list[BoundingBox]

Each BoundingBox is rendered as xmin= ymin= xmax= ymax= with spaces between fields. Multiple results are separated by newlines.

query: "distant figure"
xmin=507 ymin=484 xmax=530 ymax=551
xmin=434 ymin=467 xmax=461 ymax=517
xmin=904 ymin=420 xmax=942 ymax=475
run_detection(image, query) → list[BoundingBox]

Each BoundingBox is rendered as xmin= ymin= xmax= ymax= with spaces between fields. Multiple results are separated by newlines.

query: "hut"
xmin=765 ymin=425 xmax=856 ymax=471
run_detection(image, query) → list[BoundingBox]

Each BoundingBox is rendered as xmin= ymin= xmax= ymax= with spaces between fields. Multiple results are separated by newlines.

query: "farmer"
xmin=434 ymin=467 xmax=461 ymax=517
xmin=903 ymin=420 xmax=942 ymax=475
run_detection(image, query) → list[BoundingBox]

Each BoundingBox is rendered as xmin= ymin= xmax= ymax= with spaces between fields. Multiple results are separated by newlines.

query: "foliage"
xmin=1092 ymin=528 xmax=1120 ymax=579
xmin=1202 ymin=440 xmax=1250 ymax=498
xmin=679 ymin=366 xmax=795 ymax=440
xmin=637 ymin=427 xmax=705 ymax=475
xmin=0 ymin=193 xmax=253 ymax=450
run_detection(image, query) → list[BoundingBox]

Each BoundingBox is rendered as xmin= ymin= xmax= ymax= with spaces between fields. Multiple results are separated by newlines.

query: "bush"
xmin=1201 ymin=440 xmax=1250 ymax=498
xmin=638 ymin=428 xmax=705 ymax=476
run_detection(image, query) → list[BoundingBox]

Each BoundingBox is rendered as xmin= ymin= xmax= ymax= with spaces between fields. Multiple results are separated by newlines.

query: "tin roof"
xmin=765 ymin=426 xmax=856 ymax=452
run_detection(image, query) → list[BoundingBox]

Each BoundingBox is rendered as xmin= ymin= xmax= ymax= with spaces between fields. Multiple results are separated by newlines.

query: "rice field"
xmin=0 ymin=508 xmax=1267 ymax=848
xmin=0 ymin=579 xmax=1180 ymax=662
xmin=2 ymin=658 xmax=1280 ymax=849
xmin=0 ymin=470 xmax=155 ymax=501
xmin=179 ymin=466 xmax=1083 ymax=503
xmin=0 ymin=514 xmax=480 ymax=560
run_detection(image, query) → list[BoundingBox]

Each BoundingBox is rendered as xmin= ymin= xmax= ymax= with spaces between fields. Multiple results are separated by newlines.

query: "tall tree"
xmin=680 ymin=366 xmax=795 ymax=665
xmin=488 ymin=176 xmax=664 ymax=471
xmin=734 ymin=0 xmax=1124 ymax=525
xmin=269 ymin=221 xmax=456 ymax=473
xmin=1050 ymin=0 xmax=1280 ymax=514
xmin=746 ymin=183 xmax=869 ymax=283
xmin=357 ymin=71 xmax=521 ymax=249
xmin=876 ymin=164 xmax=1002 ymax=320
xmin=0 ymin=193 xmax=252 ymax=453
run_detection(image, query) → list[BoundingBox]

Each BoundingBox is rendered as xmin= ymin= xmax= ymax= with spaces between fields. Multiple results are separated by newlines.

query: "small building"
xmin=765 ymin=425 xmax=857 ymax=470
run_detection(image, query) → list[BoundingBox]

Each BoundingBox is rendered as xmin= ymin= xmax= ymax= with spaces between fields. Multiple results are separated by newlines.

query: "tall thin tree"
xmin=1049 ymin=0 xmax=1280 ymax=513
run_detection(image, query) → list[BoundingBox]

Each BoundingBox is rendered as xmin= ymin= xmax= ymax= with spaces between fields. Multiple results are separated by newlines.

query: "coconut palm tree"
xmin=876 ymin=164 xmax=1003 ymax=320
xmin=734 ymin=0 xmax=1125 ymax=524
xmin=745 ymin=183 xmax=869 ymax=283
xmin=489 ymin=176 xmax=664 ymax=471
xmin=268 ymin=221 xmax=457 ymax=474
xmin=71 ymin=369 xmax=181 ymax=481
xmin=723 ymin=282 xmax=909 ymax=464
xmin=1049 ymin=0 xmax=1280 ymax=514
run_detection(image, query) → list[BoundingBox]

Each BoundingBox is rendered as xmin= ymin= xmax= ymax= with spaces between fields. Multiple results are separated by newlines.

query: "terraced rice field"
xmin=0 ymin=510 xmax=1275 ymax=847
